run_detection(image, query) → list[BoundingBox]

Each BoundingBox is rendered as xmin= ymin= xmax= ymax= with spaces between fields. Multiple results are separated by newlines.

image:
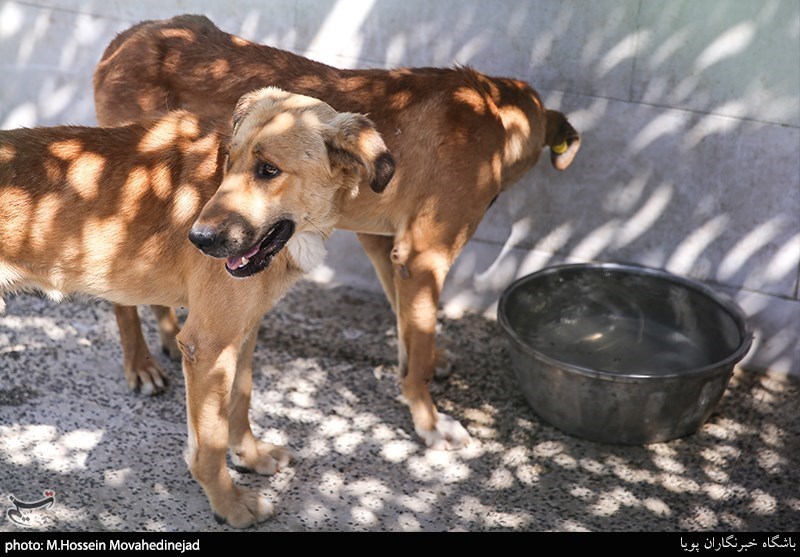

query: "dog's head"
xmin=189 ymin=87 xmax=395 ymax=278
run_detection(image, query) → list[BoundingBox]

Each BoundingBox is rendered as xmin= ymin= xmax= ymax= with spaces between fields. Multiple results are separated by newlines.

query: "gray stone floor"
xmin=0 ymin=280 xmax=798 ymax=532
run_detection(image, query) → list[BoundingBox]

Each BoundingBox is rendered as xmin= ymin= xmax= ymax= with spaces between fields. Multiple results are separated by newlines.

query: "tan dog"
xmin=0 ymin=87 xmax=395 ymax=527
xmin=94 ymin=14 xmax=581 ymax=450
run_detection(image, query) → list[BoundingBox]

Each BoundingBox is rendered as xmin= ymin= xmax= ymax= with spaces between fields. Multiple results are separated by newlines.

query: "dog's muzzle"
xmin=189 ymin=219 xmax=296 ymax=278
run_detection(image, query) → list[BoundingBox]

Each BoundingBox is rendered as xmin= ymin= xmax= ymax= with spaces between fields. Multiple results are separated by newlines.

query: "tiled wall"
xmin=1 ymin=0 xmax=798 ymax=375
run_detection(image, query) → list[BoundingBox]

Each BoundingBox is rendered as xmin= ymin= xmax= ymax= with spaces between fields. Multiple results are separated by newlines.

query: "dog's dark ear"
xmin=325 ymin=113 xmax=395 ymax=193
xmin=545 ymin=109 xmax=581 ymax=171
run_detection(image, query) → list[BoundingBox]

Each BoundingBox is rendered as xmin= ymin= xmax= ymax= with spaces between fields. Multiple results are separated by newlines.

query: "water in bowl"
xmin=518 ymin=313 xmax=711 ymax=376
xmin=508 ymin=269 xmax=724 ymax=376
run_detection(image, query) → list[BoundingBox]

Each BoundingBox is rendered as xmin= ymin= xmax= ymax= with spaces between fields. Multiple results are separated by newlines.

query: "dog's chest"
xmin=287 ymin=232 xmax=327 ymax=273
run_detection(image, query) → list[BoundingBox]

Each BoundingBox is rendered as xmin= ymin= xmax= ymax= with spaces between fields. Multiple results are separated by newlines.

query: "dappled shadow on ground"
xmin=252 ymin=281 xmax=800 ymax=531
xmin=1 ymin=280 xmax=797 ymax=531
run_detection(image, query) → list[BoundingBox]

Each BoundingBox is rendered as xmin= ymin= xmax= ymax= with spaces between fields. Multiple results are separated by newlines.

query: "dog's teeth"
xmin=239 ymin=256 xmax=250 ymax=268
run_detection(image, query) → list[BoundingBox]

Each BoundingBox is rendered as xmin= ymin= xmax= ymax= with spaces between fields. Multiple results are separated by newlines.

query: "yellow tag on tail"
xmin=552 ymin=141 xmax=568 ymax=155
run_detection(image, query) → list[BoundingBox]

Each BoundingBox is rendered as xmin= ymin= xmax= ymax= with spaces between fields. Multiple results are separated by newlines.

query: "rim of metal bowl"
xmin=497 ymin=262 xmax=754 ymax=382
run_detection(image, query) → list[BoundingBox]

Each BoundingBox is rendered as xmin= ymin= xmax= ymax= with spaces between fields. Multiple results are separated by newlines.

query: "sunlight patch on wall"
xmin=0 ymin=1 xmax=23 ymax=38
xmin=568 ymin=220 xmax=619 ymax=261
xmin=666 ymin=214 xmax=730 ymax=275
xmin=613 ymin=182 xmax=673 ymax=249
xmin=683 ymin=110 xmax=743 ymax=150
xmin=385 ymin=33 xmax=407 ymax=67
xmin=629 ymin=111 xmax=689 ymax=155
xmin=695 ymin=23 xmax=755 ymax=73
xmin=764 ymin=233 xmax=800 ymax=285
xmin=16 ymin=8 xmax=51 ymax=66
xmin=1 ymin=102 xmax=37 ymax=129
xmin=717 ymin=217 xmax=786 ymax=282
xmin=597 ymin=29 xmax=652 ymax=80
xmin=305 ymin=0 xmax=377 ymax=63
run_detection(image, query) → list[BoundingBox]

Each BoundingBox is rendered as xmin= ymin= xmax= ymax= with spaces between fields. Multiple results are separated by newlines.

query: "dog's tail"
xmin=545 ymin=110 xmax=581 ymax=171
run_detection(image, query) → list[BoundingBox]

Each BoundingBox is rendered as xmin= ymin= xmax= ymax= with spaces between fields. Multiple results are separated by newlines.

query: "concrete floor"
xmin=0 ymin=279 xmax=798 ymax=532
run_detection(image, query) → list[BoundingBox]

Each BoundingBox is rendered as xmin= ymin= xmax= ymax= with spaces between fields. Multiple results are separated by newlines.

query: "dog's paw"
xmin=416 ymin=413 xmax=471 ymax=451
xmin=213 ymin=489 xmax=274 ymax=529
xmin=124 ymin=359 xmax=168 ymax=396
xmin=231 ymin=442 xmax=292 ymax=475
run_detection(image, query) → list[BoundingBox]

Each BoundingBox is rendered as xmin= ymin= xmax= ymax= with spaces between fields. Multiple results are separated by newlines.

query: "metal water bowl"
xmin=497 ymin=263 xmax=752 ymax=445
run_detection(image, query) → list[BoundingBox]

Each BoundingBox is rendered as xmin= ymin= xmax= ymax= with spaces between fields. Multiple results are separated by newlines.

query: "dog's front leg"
xmin=177 ymin=318 xmax=273 ymax=528
xmin=228 ymin=330 xmax=292 ymax=475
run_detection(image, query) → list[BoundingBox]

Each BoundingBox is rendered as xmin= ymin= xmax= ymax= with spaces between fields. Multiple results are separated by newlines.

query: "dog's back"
xmin=0 ymin=113 xmax=225 ymax=309
xmin=94 ymin=15 xmax=579 ymax=193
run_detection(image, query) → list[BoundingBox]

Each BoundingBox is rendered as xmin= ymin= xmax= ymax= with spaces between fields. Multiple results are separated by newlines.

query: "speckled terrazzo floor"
xmin=0 ymin=279 xmax=798 ymax=532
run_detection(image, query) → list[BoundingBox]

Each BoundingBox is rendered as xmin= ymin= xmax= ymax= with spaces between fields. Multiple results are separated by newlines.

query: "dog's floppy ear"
xmin=545 ymin=109 xmax=581 ymax=171
xmin=231 ymin=88 xmax=275 ymax=136
xmin=324 ymin=113 xmax=396 ymax=193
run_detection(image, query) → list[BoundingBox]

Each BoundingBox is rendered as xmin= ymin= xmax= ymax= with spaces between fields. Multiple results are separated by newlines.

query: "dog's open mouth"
xmin=225 ymin=220 xmax=295 ymax=278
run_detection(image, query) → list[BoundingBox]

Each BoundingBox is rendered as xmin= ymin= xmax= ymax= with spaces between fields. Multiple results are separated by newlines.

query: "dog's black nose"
xmin=188 ymin=225 xmax=219 ymax=252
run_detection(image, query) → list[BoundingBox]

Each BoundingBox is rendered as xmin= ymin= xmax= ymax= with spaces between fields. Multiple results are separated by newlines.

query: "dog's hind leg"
xmin=357 ymin=233 xmax=398 ymax=312
xmin=228 ymin=329 xmax=292 ymax=475
xmin=113 ymin=304 xmax=168 ymax=395
xmin=359 ymin=232 xmax=454 ymax=378
xmin=392 ymin=231 xmax=471 ymax=451
xmin=151 ymin=305 xmax=182 ymax=360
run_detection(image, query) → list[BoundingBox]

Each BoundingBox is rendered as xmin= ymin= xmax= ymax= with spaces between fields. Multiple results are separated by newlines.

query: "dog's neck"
xmin=287 ymin=231 xmax=328 ymax=274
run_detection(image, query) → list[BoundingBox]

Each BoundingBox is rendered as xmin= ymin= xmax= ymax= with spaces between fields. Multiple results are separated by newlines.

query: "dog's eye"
xmin=255 ymin=162 xmax=281 ymax=180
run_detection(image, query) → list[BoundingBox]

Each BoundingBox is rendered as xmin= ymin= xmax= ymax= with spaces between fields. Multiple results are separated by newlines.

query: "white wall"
xmin=1 ymin=0 xmax=798 ymax=375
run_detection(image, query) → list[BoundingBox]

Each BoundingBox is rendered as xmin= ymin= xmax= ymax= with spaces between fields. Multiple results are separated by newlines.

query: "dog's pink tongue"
xmin=226 ymin=244 xmax=261 ymax=270
xmin=226 ymin=256 xmax=242 ymax=270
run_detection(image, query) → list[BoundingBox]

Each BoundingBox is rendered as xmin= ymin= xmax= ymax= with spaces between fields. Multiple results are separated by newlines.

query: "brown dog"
xmin=0 ymin=87 xmax=394 ymax=527
xmin=93 ymin=14 xmax=581 ymax=450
